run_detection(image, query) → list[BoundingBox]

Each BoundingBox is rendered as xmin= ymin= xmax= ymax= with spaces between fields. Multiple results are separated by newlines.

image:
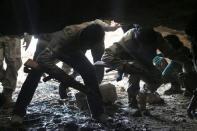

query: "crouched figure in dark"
xmin=11 ymin=20 xmax=120 ymax=125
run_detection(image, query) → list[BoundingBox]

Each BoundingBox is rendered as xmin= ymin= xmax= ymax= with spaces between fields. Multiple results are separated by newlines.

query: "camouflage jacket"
xmin=47 ymin=19 xmax=117 ymax=55
xmin=102 ymin=27 xmax=194 ymax=72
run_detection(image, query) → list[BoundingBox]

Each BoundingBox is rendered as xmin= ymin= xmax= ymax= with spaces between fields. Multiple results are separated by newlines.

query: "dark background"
xmin=0 ymin=0 xmax=196 ymax=35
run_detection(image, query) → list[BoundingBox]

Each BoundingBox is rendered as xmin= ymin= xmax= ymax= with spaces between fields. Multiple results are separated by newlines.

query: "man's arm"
xmin=94 ymin=19 xmax=121 ymax=32
xmin=157 ymin=32 xmax=193 ymax=72
xmin=91 ymin=42 xmax=105 ymax=83
xmin=101 ymin=43 xmax=133 ymax=69
xmin=91 ymin=42 xmax=105 ymax=62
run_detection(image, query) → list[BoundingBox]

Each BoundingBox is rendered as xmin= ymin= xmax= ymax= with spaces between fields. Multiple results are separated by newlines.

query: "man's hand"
xmin=110 ymin=20 xmax=121 ymax=29
xmin=101 ymin=20 xmax=121 ymax=31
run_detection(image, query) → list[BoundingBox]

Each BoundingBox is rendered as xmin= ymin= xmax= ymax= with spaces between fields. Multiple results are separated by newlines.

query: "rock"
xmin=75 ymin=83 xmax=118 ymax=109
xmin=146 ymin=92 xmax=164 ymax=105
xmin=99 ymin=83 xmax=118 ymax=104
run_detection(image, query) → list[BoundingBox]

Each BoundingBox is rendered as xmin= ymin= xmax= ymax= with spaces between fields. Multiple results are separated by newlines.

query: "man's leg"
xmin=12 ymin=42 xmax=44 ymax=121
xmin=59 ymin=63 xmax=71 ymax=99
xmin=2 ymin=38 xmax=22 ymax=108
xmin=124 ymin=64 xmax=162 ymax=114
xmin=127 ymin=75 xmax=140 ymax=108
xmin=37 ymin=50 xmax=104 ymax=118
xmin=13 ymin=71 xmax=43 ymax=117
xmin=59 ymin=52 xmax=105 ymax=118
xmin=91 ymin=42 xmax=105 ymax=84
xmin=0 ymin=42 xmax=5 ymax=82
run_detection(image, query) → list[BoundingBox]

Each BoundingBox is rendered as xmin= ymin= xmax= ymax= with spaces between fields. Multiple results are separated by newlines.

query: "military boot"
xmin=137 ymin=92 xmax=150 ymax=116
xmin=128 ymin=93 xmax=142 ymax=117
xmin=2 ymin=88 xmax=14 ymax=109
xmin=128 ymin=96 xmax=138 ymax=108
xmin=11 ymin=114 xmax=24 ymax=126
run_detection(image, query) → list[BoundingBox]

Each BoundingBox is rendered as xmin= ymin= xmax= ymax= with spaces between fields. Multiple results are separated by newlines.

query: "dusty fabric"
xmin=0 ymin=36 xmax=22 ymax=90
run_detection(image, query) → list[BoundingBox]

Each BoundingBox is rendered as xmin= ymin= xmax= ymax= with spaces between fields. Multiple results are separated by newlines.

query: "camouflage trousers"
xmin=0 ymin=36 xmax=22 ymax=90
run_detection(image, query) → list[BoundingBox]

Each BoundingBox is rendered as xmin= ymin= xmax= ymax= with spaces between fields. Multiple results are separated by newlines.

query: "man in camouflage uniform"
xmin=34 ymin=20 xmax=119 ymax=99
xmin=11 ymin=19 xmax=120 ymax=124
xmin=0 ymin=36 xmax=22 ymax=108
xmin=102 ymin=25 xmax=193 ymax=115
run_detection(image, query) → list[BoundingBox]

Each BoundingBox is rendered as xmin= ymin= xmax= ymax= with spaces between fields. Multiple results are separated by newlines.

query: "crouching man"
xmin=102 ymin=25 xmax=193 ymax=116
xmin=11 ymin=20 xmax=118 ymax=125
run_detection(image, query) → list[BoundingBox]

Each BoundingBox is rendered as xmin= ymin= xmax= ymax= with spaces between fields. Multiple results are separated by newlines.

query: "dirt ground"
xmin=0 ymin=27 xmax=197 ymax=131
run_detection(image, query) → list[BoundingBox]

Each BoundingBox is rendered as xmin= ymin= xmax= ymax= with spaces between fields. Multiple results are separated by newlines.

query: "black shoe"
xmin=128 ymin=97 xmax=138 ymax=108
xmin=11 ymin=115 xmax=24 ymax=126
xmin=129 ymin=103 xmax=142 ymax=117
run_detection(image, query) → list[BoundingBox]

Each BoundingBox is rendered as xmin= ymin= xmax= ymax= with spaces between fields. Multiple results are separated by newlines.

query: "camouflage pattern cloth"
xmin=102 ymin=28 xmax=163 ymax=93
xmin=0 ymin=36 xmax=22 ymax=90
xmin=102 ymin=28 xmax=190 ymax=83
xmin=102 ymin=26 xmax=193 ymax=110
